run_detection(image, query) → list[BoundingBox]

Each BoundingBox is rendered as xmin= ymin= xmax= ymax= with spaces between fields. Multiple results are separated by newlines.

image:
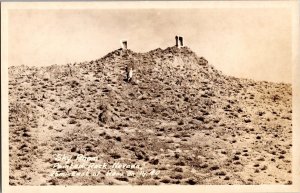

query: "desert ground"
xmin=8 ymin=46 xmax=292 ymax=185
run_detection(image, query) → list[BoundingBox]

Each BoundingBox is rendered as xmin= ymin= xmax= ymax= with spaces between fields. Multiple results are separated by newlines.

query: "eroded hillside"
xmin=9 ymin=46 xmax=292 ymax=185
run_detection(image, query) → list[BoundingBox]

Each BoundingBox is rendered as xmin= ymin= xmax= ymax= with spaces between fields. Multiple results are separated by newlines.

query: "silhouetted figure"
xmin=121 ymin=40 xmax=128 ymax=50
xmin=175 ymin=35 xmax=184 ymax=47
xmin=67 ymin=63 xmax=72 ymax=77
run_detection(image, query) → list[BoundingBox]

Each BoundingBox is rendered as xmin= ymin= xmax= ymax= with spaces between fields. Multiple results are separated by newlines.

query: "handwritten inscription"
xmin=50 ymin=154 xmax=160 ymax=178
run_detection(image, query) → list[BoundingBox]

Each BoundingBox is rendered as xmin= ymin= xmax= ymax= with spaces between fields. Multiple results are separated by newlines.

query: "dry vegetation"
xmin=9 ymin=46 xmax=292 ymax=185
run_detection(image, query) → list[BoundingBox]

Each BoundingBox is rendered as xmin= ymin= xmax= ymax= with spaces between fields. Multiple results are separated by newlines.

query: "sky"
xmin=8 ymin=8 xmax=292 ymax=83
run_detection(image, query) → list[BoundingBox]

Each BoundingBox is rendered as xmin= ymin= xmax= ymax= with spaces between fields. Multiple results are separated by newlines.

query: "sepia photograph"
xmin=1 ymin=1 xmax=300 ymax=193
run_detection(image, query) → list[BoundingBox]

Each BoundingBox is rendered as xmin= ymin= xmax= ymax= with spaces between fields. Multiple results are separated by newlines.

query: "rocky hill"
xmin=8 ymin=46 xmax=292 ymax=185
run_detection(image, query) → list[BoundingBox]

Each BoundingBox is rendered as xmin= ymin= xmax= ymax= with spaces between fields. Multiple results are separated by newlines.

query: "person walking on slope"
xmin=126 ymin=63 xmax=134 ymax=83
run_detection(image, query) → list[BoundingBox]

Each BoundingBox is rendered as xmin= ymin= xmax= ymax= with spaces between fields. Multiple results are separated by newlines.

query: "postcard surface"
xmin=1 ymin=1 xmax=300 ymax=193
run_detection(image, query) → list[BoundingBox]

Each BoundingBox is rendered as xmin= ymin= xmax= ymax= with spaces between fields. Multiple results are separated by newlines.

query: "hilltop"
xmin=8 ymin=46 xmax=292 ymax=185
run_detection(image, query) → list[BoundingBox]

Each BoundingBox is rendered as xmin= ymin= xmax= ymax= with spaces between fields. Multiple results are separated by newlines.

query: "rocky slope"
xmin=8 ymin=46 xmax=292 ymax=185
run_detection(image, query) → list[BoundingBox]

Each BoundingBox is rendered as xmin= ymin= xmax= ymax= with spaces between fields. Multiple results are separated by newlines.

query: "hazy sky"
xmin=8 ymin=8 xmax=292 ymax=83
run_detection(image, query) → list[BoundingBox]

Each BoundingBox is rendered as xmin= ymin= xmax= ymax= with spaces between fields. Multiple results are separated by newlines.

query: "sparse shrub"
xmin=271 ymin=94 xmax=281 ymax=102
xmin=244 ymin=118 xmax=251 ymax=123
xmin=84 ymin=144 xmax=93 ymax=152
xmin=115 ymin=136 xmax=122 ymax=142
xmin=210 ymin=165 xmax=220 ymax=170
xmin=68 ymin=118 xmax=77 ymax=124
xmin=110 ymin=153 xmax=121 ymax=159
xmin=178 ymin=119 xmax=184 ymax=125
xmin=186 ymin=178 xmax=197 ymax=185
xmin=69 ymin=80 xmax=80 ymax=88
xmin=149 ymin=158 xmax=159 ymax=165
xmin=224 ymin=176 xmax=230 ymax=180
xmin=216 ymin=171 xmax=226 ymax=176
xmin=160 ymin=177 xmax=171 ymax=184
